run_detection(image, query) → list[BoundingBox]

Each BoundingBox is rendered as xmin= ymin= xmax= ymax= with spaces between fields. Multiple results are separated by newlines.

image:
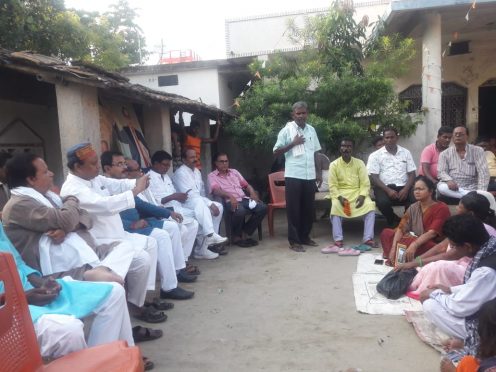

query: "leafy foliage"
xmin=0 ymin=0 xmax=147 ymax=70
xmin=228 ymin=1 xmax=419 ymax=156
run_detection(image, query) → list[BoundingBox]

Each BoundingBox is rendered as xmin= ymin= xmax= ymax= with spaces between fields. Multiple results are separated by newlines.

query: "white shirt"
xmin=172 ymin=165 xmax=207 ymax=199
xmin=367 ymin=145 xmax=417 ymax=186
xmin=429 ymin=267 xmax=496 ymax=317
xmin=148 ymin=169 xmax=185 ymax=212
xmin=60 ymin=173 xmax=136 ymax=239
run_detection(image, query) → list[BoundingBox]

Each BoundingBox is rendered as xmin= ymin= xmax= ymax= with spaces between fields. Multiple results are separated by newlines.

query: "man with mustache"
xmin=419 ymin=126 xmax=453 ymax=185
xmin=273 ymin=101 xmax=322 ymax=252
xmin=321 ymin=139 xmax=376 ymax=255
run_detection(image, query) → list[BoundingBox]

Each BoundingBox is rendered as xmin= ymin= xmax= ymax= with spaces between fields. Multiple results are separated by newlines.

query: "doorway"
xmin=479 ymin=84 xmax=496 ymax=138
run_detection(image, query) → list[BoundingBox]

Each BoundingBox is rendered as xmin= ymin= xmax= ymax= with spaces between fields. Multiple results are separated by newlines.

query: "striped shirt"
xmin=437 ymin=144 xmax=489 ymax=191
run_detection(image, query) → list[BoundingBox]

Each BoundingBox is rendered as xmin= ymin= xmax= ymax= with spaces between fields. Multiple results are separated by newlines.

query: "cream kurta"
xmin=329 ymin=157 xmax=375 ymax=218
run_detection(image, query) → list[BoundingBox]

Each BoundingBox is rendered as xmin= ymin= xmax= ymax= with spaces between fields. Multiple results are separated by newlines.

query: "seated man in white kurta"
xmin=126 ymin=158 xmax=199 ymax=265
xmin=420 ymin=214 xmax=496 ymax=358
xmin=60 ymin=143 xmax=165 ymax=323
xmin=148 ymin=150 xmax=225 ymax=260
xmin=173 ymin=148 xmax=227 ymax=248
xmin=2 ymin=153 xmax=133 ymax=285
xmin=101 ymin=151 xmax=195 ymax=300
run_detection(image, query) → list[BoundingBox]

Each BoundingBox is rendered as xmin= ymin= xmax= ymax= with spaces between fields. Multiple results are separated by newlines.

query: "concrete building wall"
xmin=395 ymin=34 xmax=496 ymax=164
xmin=217 ymin=73 xmax=237 ymax=114
xmin=128 ymin=68 xmax=221 ymax=109
xmin=0 ymin=100 xmax=63 ymax=184
xmin=225 ymin=2 xmax=390 ymax=57
xmin=55 ymin=83 xmax=101 ymax=177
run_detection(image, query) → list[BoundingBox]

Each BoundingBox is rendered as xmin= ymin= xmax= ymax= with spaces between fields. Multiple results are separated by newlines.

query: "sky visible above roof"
xmin=65 ymin=0 xmax=334 ymax=62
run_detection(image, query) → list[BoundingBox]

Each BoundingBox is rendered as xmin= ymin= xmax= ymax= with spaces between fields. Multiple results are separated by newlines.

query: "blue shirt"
xmin=273 ymin=122 xmax=321 ymax=180
xmin=120 ymin=197 xmax=169 ymax=236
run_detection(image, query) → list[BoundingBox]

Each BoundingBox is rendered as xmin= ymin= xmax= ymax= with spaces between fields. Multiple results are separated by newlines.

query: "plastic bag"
xmin=376 ymin=268 xmax=417 ymax=300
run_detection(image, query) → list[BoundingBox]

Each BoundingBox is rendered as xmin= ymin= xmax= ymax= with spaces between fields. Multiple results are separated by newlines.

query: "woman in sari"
xmin=395 ymin=191 xmax=496 ymax=298
xmin=380 ymin=175 xmax=451 ymax=265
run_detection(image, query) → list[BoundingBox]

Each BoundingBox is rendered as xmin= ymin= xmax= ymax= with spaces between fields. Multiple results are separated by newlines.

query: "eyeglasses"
xmin=216 ymin=160 xmax=229 ymax=163
xmin=112 ymin=162 xmax=127 ymax=168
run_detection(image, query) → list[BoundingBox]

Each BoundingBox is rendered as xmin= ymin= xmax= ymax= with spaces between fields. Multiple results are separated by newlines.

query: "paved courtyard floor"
xmin=137 ymin=212 xmax=440 ymax=372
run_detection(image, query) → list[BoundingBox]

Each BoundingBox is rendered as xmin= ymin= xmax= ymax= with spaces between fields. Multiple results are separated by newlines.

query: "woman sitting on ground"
xmin=380 ymin=175 xmax=451 ymax=265
xmin=395 ymin=191 xmax=496 ymax=298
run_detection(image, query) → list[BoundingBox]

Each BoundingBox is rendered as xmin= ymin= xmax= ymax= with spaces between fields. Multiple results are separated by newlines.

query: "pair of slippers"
xmin=321 ymin=243 xmax=371 ymax=256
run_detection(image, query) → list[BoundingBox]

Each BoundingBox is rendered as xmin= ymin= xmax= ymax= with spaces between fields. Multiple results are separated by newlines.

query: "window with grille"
xmin=399 ymin=82 xmax=467 ymax=127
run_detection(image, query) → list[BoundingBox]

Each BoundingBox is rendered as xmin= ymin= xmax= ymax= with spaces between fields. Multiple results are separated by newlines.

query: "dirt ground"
xmin=137 ymin=214 xmax=441 ymax=372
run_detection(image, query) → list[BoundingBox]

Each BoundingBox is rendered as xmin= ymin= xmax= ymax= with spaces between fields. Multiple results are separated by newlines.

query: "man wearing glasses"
xmin=208 ymin=153 xmax=267 ymax=247
xmin=437 ymin=126 xmax=489 ymax=199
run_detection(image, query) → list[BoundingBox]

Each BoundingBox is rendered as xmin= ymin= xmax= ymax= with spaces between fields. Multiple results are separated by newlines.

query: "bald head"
xmin=125 ymin=158 xmax=143 ymax=179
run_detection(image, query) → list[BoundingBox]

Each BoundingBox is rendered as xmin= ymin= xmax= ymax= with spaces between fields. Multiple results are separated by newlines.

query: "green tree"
xmin=0 ymin=0 xmax=147 ymax=70
xmin=105 ymin=0 xmax=148 ymax=65
xmin=227 ymin=1 xmax=419 ymax=156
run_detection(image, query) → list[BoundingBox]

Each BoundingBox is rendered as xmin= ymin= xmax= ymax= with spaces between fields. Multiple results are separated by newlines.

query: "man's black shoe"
xmin=160 ymin=287 xmax=195 ymax=300
xmin=177 ymin=270 xmax=197 ymax=283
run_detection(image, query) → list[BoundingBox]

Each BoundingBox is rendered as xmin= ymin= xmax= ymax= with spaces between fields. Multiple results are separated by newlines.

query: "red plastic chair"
xmin=0 ymin=252 xmax=144 ymax=372
xmin=267 ymin=171 xmax=286 ymax=237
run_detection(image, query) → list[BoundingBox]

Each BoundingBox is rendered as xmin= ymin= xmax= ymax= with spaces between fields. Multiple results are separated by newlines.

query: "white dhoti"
xmin=182 ymin=198 xmax=223 ymax=256
xmin=182 ymin=197 xmax=223 ymax=237
xmin=94 ymin=240 xmax=135 ymax=279
xmin=179 ymin=217 xmax=199 ymax=258
xmin=86 ymin=282 xmax=134 ymax=347
xmin=160 ymin=220 xmax=187 ymax=269
xmin=124 ymin=232 xmax=158 ymax=290
xmin=437 ymin=182 xmax=471 ymax=200
xmin=95 ymin=235 xmax=155 ymax=307
xmin=149 ymin=228 xmax=182 ymax=291
xmin=34 ymin=282 xmax=133 ymax=359
xmin=423 ymin=298 xmax=467 ymax=340
xmin=35 ymin=314 xmax=86 ymax=359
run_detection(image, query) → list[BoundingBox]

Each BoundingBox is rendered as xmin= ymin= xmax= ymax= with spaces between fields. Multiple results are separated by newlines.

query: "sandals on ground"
xmin=144 ymin=297 xmax=174 ymax=311
xmin=133 ymin=326 xmax=163 ymax=343
xmin=143 ymin=357 xmax=155 ymax=371
xmin=338 ymin=248 xmax=361 ymax=256
xmin=134 ymin=306 xmax=167 ymax=323
xmin=352 ymin=244 xmax=372 ymax=252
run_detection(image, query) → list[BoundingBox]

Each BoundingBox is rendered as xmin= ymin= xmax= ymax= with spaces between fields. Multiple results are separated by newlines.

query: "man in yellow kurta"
xmin=321 ymin=139 xmax=377 ymax=254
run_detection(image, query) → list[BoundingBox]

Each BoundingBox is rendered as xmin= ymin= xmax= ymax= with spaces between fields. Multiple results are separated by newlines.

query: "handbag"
xmin=376 ymin=268 xmax=418 ymax=300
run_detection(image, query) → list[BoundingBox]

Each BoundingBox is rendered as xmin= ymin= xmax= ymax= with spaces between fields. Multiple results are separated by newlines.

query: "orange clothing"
xmin=457 ymin=356 xmax=479 ymax=372
xmin=184 ymin=134 xmax=202 ymax=169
